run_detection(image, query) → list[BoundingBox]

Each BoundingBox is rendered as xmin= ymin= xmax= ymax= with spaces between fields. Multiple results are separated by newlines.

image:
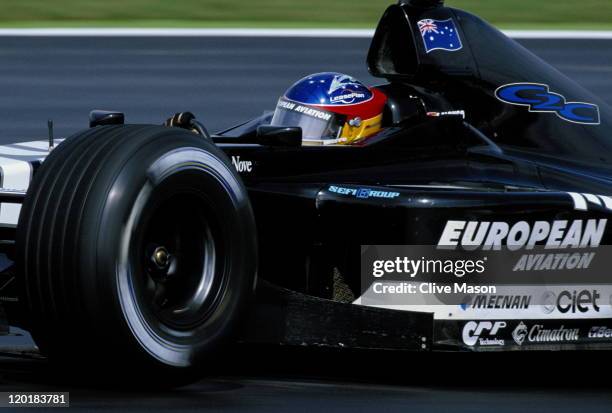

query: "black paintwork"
xmin=209 ymin=1 xmax=612 ymax=351
xmin=368 ymin=2 xmax=612 ymax=167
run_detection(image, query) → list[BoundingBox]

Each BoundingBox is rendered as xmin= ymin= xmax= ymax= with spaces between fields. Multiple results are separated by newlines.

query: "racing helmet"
xmin=270 ymin=72 xmax=388 ymax=145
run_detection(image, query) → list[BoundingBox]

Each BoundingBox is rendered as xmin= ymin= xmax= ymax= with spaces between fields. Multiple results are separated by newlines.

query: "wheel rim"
xmin=112 ymin=147 xmax=253 ymax=367
xmin=131 ymin=186 xmax=228 ymax=333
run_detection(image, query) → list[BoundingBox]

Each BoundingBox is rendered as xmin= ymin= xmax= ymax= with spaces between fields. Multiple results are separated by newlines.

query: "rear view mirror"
xmin=256 ymin=126 xmax=302 ymax=147
xmin=89 ymin=110 xmax=125 ymax=128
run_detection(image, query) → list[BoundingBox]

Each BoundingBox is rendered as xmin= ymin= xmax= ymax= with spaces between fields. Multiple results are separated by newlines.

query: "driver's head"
xmin=271 ymin=72 xmax=387 ymax=145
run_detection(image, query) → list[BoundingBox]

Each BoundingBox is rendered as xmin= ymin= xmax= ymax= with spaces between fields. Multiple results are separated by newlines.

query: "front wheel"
xmin=17 ymin=125 xmax=257 ymax=384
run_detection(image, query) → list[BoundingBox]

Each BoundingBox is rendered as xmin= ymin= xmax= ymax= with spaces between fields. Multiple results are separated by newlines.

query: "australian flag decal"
xmin=417 ymin=18 xmax=462 ymax=53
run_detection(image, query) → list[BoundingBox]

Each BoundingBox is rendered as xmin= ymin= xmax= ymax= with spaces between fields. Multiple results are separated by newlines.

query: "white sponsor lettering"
xmin=293 ymin=105 xmax=332 ymax=121
xmin=469 ymin=295 xmax=531 ymax=310
xmin=277 ymin=100 xmax=297 ymax=110
xmin=462 ymin=321 xmax=507 ymax=346
xmin=438 ymin=219 xmax=607 ymax=250
xmin=330 ymin=92 xmax=366 ymax=104
xmin=513 ymin=321 xmax=579 ymax=346
xmin=278 ymin=99 xmax=333 ymax=121
xmin=232 ymin=156 xmax=253 ymax=173
xmin=328 ymin=186 xmax=400 ymax=199
xmin=588 ymin=326 xmax=612 ymax=339
xmin=513 ymin=252 xmax=595 ymax=271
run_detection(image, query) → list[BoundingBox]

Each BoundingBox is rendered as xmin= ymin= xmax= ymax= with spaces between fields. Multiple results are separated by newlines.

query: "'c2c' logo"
xmin=495 ymin=83 xmax=600 ymax=125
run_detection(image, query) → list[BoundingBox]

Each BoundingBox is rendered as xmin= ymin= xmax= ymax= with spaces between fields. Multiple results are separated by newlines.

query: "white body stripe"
xmin=0 ymin=140 xmax=51 ymax=227
xmin=0 ymin=157 xmax=32 ymax=226
xmin=599 ymin=195 xmax=612 ymax=210
xmin=0 ymin=142 xmax=53 ymax=157
xmin=569 ymin=192 xmax=612 ymax=212
xmin=567 ymin=192 xmax=588 ymax=210
xmin=583 ymin=193 xmax=602 ymax=206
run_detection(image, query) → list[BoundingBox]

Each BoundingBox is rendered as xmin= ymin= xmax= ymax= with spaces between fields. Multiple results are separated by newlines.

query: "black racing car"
xmin=0 ymin=0 xmax=610 ymax=385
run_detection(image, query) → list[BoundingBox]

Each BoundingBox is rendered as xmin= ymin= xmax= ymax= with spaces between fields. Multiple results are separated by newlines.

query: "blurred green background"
xmin=0 ymin=0 xmax=610 ymax=29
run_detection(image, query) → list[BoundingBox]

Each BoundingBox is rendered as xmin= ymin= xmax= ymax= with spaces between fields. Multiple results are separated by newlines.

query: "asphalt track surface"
xmin=0 ymin=36 xmax=611 ymax=411
xmin=0 ymin=37 xmax=610 ymax=141
xmin=1 ymin=349 xmax=612 ymax=412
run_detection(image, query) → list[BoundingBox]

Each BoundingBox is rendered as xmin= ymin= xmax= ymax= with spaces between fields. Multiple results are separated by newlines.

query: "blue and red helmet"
xmin=271 ymin=72 xmax=388 ymax=145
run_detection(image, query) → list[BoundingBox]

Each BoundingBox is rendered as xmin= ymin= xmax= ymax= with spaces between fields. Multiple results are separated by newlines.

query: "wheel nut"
xmin=153 ymin=247 xmax=170 ymax=269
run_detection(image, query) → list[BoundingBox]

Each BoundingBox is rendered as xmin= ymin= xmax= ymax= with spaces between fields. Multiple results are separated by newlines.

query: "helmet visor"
xmin=271 ymin=99 xmax=344 ymax=140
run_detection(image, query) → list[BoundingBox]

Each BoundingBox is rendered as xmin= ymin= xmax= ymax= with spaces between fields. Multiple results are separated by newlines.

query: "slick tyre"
xmin=17 ymin=125 xmax=257 ymax=383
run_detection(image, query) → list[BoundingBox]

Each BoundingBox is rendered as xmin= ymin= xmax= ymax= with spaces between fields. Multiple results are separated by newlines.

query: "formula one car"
xmin=0 ymin=0 xmax=610 ymax=383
